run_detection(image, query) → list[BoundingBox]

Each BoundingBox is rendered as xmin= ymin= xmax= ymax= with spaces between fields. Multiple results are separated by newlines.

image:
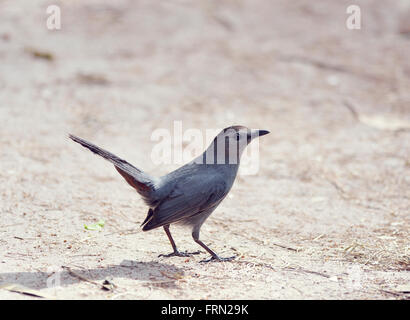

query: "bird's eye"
xmin=235 ymin=133 xmax=241 ymax=141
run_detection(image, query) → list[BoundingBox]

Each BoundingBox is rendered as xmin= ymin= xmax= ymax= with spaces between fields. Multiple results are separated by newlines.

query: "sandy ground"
xmin=0 ymin=0 xmax=409 ymax=299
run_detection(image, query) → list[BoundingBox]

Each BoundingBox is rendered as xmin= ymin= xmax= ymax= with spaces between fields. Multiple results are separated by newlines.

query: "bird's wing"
xmin=142 ymin=172 xmax=228 ymax=230
xmin=69 ymin=134 xmax=156 ymax=203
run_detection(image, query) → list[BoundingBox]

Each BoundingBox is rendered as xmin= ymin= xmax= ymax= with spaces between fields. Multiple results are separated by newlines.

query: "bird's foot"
xmin=200 ymin=255 xmax=236 ymax=263
xmin=158 ymin=250 xmax=201 ymax=258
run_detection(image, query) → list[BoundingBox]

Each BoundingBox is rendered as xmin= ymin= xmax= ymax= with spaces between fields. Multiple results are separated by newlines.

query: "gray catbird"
xmin=69 ymin=125 xmax=269 ymax=262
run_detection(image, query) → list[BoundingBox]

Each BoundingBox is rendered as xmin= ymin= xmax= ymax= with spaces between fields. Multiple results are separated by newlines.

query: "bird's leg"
xmin=192 ymin=230 xmax=236 ymax=263
xmin=158 ymin=225 xmax=201 ymax=258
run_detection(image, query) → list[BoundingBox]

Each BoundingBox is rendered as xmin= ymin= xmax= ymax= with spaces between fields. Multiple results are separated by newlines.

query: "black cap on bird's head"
xmin=219 ymin=125 xmax=270 ymax=144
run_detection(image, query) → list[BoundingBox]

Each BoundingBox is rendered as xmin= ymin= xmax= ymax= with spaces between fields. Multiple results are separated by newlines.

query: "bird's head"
xmin=202 ymin=125 xmax=269 ymax=165
xmin=219 ymin=125 xmax=270 ymax=145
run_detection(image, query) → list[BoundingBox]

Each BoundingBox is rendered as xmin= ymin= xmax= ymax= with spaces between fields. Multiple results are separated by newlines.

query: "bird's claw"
xmin=200 ymin=255 xmax=236 ymax=263
xmin=158 ymin=250 xmax=201 ymax=258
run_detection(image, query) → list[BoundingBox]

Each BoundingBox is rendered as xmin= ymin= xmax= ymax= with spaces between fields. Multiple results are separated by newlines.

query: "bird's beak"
xmin=248 ymin=129 xmax=270 ymax=141
xmin=257 ymin=130 xmax=270 ymax=137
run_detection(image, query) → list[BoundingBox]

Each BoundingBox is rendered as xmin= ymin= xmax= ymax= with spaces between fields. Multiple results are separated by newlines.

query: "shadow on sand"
xmin=0 ymin=260 xmax=184 ymax=292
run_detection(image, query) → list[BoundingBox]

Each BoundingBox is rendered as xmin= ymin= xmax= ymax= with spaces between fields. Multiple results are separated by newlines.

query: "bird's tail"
xmin=69 ymin=134 xmax=157 ymax=205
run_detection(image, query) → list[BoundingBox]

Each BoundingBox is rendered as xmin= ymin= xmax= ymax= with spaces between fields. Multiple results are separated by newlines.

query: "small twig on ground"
xmin=61 ymin=265 xmax=115 ymax=291
xmin=380 ymin=289 xmax=406 ymax=298
xmin=271 ymin=242 xmax=300 ymax=252
xmin=343 ymin=99 xmax=360 ymax=121
xmin=0 ymin=223 xmax=23 ymax=229
xmin=104 ymin=228 xmax=138 ymax=237
xmin=231 ymin=230 xmax=300 ymax=252
xmin=313 ymin=234 xmax=324 ymax=241
xmin=233 ymin=260 xmax=276 ymax=271
xmin=61 ymin=266 xmax=100 ymax=286
xmin=69 ymin=254 xmax=101 ymax=258
xmin=326 ymin=178 xmax=351 ymax=200
xmin=0 ymin=283 xmax=53 ymax=299
xmin=279 ymin=55 xmax=351 ymax=74
xmin=286 ymin=266 xmax=331 ymax=279
xmin=160 ymin=270 xmax=185 ymax=280
xmin=278 ymin=54 xmax=388 ymax=82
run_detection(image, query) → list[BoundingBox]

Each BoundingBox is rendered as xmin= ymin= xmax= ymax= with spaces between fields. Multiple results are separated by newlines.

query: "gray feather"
xmin=69 ymin=134 xmax=157 ymax=205
xmin=142 ymin=169 xmax=229 ymax=230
